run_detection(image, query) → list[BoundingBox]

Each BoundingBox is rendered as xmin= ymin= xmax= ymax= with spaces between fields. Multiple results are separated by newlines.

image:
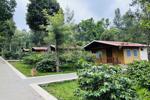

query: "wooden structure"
xmin=84 ymin=40 xmax=148 ymax=64
xmin=32 ymin=45 xmax=55 ymax=52
xmin=22 ymin=48 xmax=30 ymax=52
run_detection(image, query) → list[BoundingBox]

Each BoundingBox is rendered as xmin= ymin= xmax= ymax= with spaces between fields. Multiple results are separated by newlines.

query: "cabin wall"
xmin=112 ymin=48 xmax=124 ymax=64
xmin=123 ymin=48 xmax=141 ymax=64
xmin=94 ymin=48 xmax=147 ymax=64
xmin=95 ymin=49 xmax=107 ymax=64
xmin=140 ymin=48 xmax=148 ymax=61
xmin=95 ymin=48 xmax=124 ymax=64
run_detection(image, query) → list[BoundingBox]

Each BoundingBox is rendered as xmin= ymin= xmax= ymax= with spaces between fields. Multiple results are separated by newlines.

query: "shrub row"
xmin=127 ymin=61 xmax=150 ymax=90
xmin=76 ymin=63 xmax=138 ymax=100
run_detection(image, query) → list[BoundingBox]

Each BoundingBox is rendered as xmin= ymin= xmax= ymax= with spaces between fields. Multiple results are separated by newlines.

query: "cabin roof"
xmin=32 ymin=47 xmax=48 ymax=51
xmin=84 ymin=40 xmax=147 ymax=50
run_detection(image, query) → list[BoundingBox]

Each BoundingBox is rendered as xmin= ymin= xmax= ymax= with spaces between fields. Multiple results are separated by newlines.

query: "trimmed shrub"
xmin=23 ymin=53 xmax=43 ymax=66
xmin=76 ymin=63 xmax=138 ymax=100
xmin=36 ymin=58 xmax=56 ymax=72
xmin=127 ymin=61 xmax=150 ymax=90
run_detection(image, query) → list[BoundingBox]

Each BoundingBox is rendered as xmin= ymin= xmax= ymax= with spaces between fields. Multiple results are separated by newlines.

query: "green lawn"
xmin=42 ymin=80 xmax=81 ymax=100
xmin=9 ymin=61 xmax=75 ymax=77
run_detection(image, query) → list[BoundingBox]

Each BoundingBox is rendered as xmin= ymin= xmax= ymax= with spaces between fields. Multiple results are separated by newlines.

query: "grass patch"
xmin=42 ymin=80 xmax=81 ymax=100
xmin=9 ymin=61 xmax=75 ymax=77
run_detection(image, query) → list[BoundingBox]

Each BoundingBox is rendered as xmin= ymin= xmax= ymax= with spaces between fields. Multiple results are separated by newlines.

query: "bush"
xmin=23 ymin=53 xmax=43 ymax=66
xmin=76 ymin=63 xmax=138 ymax=100
xmin=36 ymin=58 xmax=56 ymax=72
xmin=3 ymin=51 xmax=12 ymax=59
xmin=60 ymin=51 xmax=95 ymax=69
xmin=11 ymin=52 xmax=20 ymax=59
xmin=2 ymin=51 xmax=20 ymax=59
xmin=127 ymin=61 xmax=150 ymax=90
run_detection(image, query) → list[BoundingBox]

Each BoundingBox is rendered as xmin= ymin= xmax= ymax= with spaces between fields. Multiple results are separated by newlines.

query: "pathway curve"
xmin=0 ymin=57 xmax=77 ymax=100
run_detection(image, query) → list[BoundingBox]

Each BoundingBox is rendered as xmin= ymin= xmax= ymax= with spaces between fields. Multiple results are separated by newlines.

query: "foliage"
xmin=0 ymin=19 xmax=16 ymax=54
xmin=60 ymin=51 xmax=95 ymax=69
xmin=75 ymin=18 xmax=105 ymax=45
xmin=131 ymin=0 xmax=150 ymax=44
xmin=44 ymin=9 xmax=70 ymax=72
xmin=23 ymin=53 xmax=44 ymax=66
xmin=36 ymin=58 xmax=56 ymax=72
xmin=0 ymin=0 xmax=16 ymax=21
xmin=3 ymin=50 xmax=19 ymax=59
xmin=127 ymin=61 xmax=150 ymax=89
xmin=0 ymin=0 xmax=16 ymax=52
xmin=113 ymin=8 xmax=122 ymax=29
xmin=101 ymin=28 xmax=121 ymax=41
xmin=26 ymin=0 xmax=60 ymax=45
xmin=76 ymin=64 xmax=138 ymax=100
xmin=136 ymin=86 xmax=150 ymax=100
xmin=26 ymin=0 xmax=60 ymax=31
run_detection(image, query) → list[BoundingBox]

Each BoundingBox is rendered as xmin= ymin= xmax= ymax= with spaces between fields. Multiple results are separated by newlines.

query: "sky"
xmin=13 ymin=0 xmax=132 ymax=30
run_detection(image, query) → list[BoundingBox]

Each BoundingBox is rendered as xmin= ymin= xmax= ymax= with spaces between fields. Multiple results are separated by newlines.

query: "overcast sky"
xmin=13 ymin=0 xmax=132 ymax=30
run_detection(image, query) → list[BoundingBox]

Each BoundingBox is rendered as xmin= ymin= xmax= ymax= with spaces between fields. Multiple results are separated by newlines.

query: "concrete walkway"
xmin=0 ymin=57 xmax=77 ymax=100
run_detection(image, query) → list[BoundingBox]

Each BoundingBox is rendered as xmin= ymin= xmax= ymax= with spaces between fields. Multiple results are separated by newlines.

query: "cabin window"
xmin=134 ymin=49 xmax=138 ymax=57
xmin=126 ymin=49 xmax=131 ymax=57
xmin=96 ymin=51 xmax=102 ymax=59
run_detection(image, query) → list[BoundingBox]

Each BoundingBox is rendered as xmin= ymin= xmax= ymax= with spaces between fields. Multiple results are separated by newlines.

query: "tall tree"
xmin=0 ymin=0 xmax=16 ymax=51
xmin=26 ymin=0 xmax=60 ymax=45
xmin=75 ymin=18 xmax=105 ymax=45
xmin=27 ymin=0 xmax=60 ymax=31
xmin=131 ymin=0 xmax=150 ymax=45
xmin=11 ymin=30 xmax=32 ymax=51
xmin=64 ymin=7 xmax=74 ymax=24
xmin=0 ymin=19 xmax=16 ymax=53
xmin=44 ymin=9 xmax=65 ymax=72
xmin=113 ymin=8 xmax=122 ymax=29
xmin=101 ymin=28 xmax=121 ymax=41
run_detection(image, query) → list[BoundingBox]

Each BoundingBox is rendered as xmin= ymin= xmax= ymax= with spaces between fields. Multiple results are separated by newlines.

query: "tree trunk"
xmin=55 ymin=44 xmax=60 ymax=72
xmin=9 ymin=43 xmax=12 ymax=52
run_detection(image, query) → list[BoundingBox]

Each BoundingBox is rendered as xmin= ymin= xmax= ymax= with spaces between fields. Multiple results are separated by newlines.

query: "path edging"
xmin=0 ymin=57 xmax=27 ymax=79
xmin=30 ymin=76 xmax=78 ymax=100
xmin=30 ymin=84 xmax=58 ymax=100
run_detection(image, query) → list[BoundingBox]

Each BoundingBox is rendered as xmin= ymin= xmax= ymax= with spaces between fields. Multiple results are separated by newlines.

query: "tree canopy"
xmin=26 ymin=0 xmax=60 ymax=31
xmin=0 ymin=0 xmax=16 ymax=22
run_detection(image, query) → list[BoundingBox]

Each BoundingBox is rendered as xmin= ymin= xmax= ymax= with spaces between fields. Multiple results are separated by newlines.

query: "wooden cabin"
xmin=84 ymin=40 xmax=148 ymax=64
xmin=22 ymin=48 xmax=30 ymax=52
xmin=32 ymin=45 xmax=55 ymax=52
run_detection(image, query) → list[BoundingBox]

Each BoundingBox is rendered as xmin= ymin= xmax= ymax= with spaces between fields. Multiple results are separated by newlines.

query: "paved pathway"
xmin=0 ymin=57 xmax=77 ymax=100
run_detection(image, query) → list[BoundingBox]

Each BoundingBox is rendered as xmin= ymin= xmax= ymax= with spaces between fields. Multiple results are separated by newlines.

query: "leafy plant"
xmin=36 ymin=58 xmax=56 ymax=72
xmin=60 ymin=51 xmax=95 ymax=69
xmin=127 ymin=61 xmax=150 ymax=90
xmin=136 ymin=86 xmax=150 ymax=100
xmin=3 ymin=50 xmax=20 ymax=60
xmin=76 ymin=64 xmax=138 ymax=100
xmin=23 ymin=53 xmax=44 ymax=66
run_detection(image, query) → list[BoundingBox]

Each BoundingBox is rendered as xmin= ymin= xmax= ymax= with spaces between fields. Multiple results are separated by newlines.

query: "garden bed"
xmin=41 ymin=80 xmax=81 ymax=100
xmin=9 ymin=61 xmax=75 ymax=77
xmin=41 ymin=81 xmax=150 ymax=100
